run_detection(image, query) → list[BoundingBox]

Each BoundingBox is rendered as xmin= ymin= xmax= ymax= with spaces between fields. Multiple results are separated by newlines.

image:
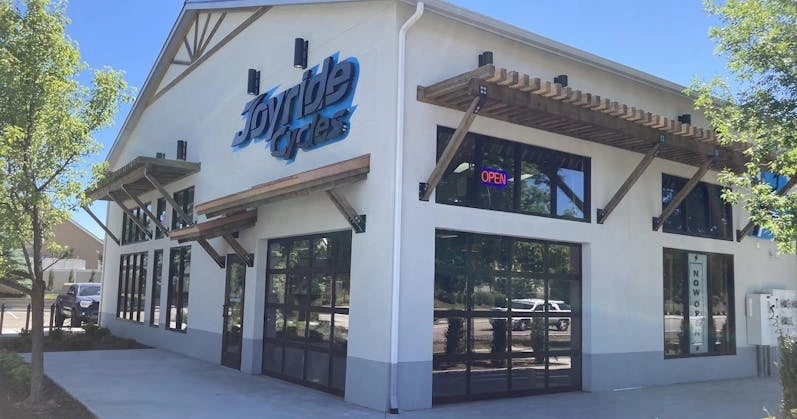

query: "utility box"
xmin=747 ymin=290 xmax=797 ymax=346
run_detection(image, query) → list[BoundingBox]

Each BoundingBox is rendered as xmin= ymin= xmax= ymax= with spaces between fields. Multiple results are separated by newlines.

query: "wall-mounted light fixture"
xmin=247 ymin=68 xmax=260 ymax=95
xmin=677 ymin=114 xmax=691 ymax=124
xmin=554 ymin=74 xmax=568 ymax=87
xmin=176 ymin=140 xmax=187 ymax=161
xmin=478 ymin=51 xmax=493 ymax=67
xmin=294 ymin=38 xmax=309 ymax=69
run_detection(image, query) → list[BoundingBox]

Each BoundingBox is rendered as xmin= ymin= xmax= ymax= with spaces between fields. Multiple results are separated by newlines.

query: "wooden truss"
xmin=652 ymin=156 xmax=715 ymax=231
xmin=597 ymin=137 xmax=662 ymax=224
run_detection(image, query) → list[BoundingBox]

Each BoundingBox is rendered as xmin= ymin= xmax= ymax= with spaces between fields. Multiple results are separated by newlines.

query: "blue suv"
xmin=54 ymin=283 xmax=101 ymax=327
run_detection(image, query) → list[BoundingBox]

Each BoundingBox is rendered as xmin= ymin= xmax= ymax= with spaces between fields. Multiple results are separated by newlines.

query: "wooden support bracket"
xmin=82 ymin=205 xmax=120 ymax=245
xmin=222 ymin=234 xmax=254 ymax=266
xmin=327 ymin=189 xmax=366 ymax=233
xmin=598 ymin=138 xmax=662 ymax=224
xmin=653 ymin=156 xmax=715 ymax=231
xmin=108 ymin=192 xmax=153 ymax=239
xmin=736 ymin=176 xmax=797 ymax=242
xmin=144 ymin=168 xmax=193 ymax=226
xmin=120 ymin=185 xmax=169 ymax=236
xmin=197 ymin=238 xmax=225 ymax=268
xmin=420 ymin=86 xmax=488 ymax=201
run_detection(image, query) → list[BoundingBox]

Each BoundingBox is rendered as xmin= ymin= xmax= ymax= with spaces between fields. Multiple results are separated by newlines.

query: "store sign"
xmin=480 ymin=168 xmax=508 ymax=188
xmin=688 ymin=253 xmax=708 ymax=353
xmin=231 ymin=54 xmax=359 ymax=160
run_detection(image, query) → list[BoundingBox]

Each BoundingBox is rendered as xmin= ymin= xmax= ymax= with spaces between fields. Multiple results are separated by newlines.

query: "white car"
xmin=491 ymin=298 xmax=571 ymax=331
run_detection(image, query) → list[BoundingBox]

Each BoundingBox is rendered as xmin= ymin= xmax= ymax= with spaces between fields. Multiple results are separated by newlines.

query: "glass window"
xmin=167 ymin=246 xmax=191 ymax=332
xmin=121 ymin=203 xmax=151 ymax=245
xmin=661 ymin=174 xmax=732 ymax=240
xmin=116 ymin=251 xmax=147 ymax=323
xmin=433 ymin=230 xmax=581 ymax=402
xmin=155 ymin=198 xmax=167 ymax=239
xmin=171 ymin=187 xmax=195 ymax=230
xmin=150 ymin=249 xmax=163 ymax=327
xmin=263 ymin=231 xmax=352 ymax=396
xmin=663 ymin=248 xmax=734 ymax=358
xmin=750 ymin=172 xmax=788 ymax=239
xmin=436 ymin=126 xmax=590 ymax=222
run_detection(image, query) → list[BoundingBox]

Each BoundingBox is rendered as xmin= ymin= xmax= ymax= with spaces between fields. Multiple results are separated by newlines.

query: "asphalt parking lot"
xmin=0 ymin=297 xmax=79 ymax=334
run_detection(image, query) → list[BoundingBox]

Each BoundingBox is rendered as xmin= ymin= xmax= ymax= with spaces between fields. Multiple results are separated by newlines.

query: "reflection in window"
xmin=121 ymin=203 xmax=151 ymax=245
xmin=661 ymin=175 xmax=732 ymax=240
xmin=436 ymin=126 xmax=590 ymax=222
xmin=263 ymin=231 xmax=351 ymax=396
xmin=171 ymin=187 xmax=195 ymax=230
xmin=663 ymin=248 xmax=734 ymax=358
xmin=434 ymin=230 xmax=581 ymax=402
xmin=150 ymin=249 xmax=163 ymax=327
xmin=116 ymin=251 xmax=148 ymax=323
xmin=166 ymin=246 xmax=191 ymax=332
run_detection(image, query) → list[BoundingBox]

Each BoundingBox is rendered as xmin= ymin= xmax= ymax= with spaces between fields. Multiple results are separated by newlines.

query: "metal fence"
xmin=0 ymin=303 xmax=61 ymax=334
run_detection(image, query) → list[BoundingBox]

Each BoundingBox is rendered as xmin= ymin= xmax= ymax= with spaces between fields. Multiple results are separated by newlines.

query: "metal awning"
xmin=417 ymin=65 xmax=749 ymax=227
xmin=196 ymin=154 xmax=370 ymax=220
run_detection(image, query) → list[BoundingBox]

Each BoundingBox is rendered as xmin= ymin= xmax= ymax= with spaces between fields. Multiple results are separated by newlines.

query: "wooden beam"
xmin=736 ymin=176 xmax=797 ymax=241
xmin=108 ymin=192 xmax=153 ymax=239
xmin=82 ymin=205 xmax=120 ymax=245
xmin=653 ymin=157 xmax=715 ymax=231
xmin=421 ymin=89 xmax=487 ymax=201
xmin=598 ymin=140 xmax=662 ymax=224
xmin=119 ymin=185 xmax=169 ymax=236
xmin=144 ymin=169 xmax=193 ymax=226
xmin=197 ymin=239 xmax=225 ymax=268
xmin=222 ymin=234 xmax=254 ymax=267
xmin=152 ymin=8 xmax=266 ymax=103
xmin=326 ymin=189 xmax=366 ymax=233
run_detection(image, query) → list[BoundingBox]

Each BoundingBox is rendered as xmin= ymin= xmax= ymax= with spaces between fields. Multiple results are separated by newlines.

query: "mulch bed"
xmin=0 ymin=372 xmax=95 ymax=419
xmin=0 ymin=331 xmax=149 ymax=353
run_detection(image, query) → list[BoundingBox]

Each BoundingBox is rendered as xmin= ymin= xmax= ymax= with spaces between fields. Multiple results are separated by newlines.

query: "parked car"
xmin=491 ymin=298 xmax=571 ymax=331
xmin=54 ymin=283 xmax=101 ymax=327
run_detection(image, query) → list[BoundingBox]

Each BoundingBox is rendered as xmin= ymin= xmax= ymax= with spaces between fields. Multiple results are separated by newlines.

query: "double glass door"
xmin=433 ymin=230 xmax=582 ymax=402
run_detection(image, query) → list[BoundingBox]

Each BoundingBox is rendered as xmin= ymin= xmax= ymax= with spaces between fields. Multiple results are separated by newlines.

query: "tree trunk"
xmin=25 ymin=213 xmax=45 ymax=404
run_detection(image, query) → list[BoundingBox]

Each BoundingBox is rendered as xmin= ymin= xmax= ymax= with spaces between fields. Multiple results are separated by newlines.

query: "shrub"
xmin=445 ymin=318 xmax=465 ymax=355
xmin=48 ymin=327 xmax=65 ymax=340
xmin=781 ymin=337 xmax=797 ymax=418
xmin=83 ymin=323 xmax=110 ymax=338
xmin=0 ymin=350 xmax=31 ymax=393
xmin=490 ymin=319 xmax=507 ymax=367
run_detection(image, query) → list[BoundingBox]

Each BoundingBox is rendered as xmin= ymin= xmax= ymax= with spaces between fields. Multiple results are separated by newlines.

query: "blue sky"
xmin=66 ymin=0 xmax=727 ymax=238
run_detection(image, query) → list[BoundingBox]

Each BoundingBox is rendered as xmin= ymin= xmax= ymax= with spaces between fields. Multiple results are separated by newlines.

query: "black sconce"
xmin=247 ymin=68 xmax=260 ymax=95
xmin=155 ymin=152 xmax=165 ymax=159
xmin=176 ymin=140 xmax=187 ymax=161
xmin=478 ymin=51 xmax=493 ymax=67
xmin=554 ymin=74 xmax=568 ymax=87
xmin=677 ymin=114 xmax=691 ymax=124
xmin=294 ymin=38 xmax=308 ymax=69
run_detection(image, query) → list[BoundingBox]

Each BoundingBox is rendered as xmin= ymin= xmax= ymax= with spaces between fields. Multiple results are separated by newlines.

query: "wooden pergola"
xmin=417 ymin=64 xmax=758 ymax=235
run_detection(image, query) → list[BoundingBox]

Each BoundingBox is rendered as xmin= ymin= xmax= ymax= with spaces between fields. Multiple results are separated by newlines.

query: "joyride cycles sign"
xmin=231 ymin=54 xmax=359 ymax=160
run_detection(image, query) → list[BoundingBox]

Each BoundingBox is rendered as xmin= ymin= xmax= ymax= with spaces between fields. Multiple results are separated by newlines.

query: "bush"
xmin=445 ymin=318 xmax=465 ymax=355
xmin=48 ymin=327 xmax=65 ymax=340
xmin=491 ymin=319 xmax=507 ymax=367
xmin=83 ymin=323 xmax=110 ymax=338
xmin=0 ymin=350 xmax=31 ymax=393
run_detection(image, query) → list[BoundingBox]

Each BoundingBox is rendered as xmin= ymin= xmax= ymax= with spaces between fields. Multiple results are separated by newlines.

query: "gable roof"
xmin=105 ymin=0 xmax=692 ymax=166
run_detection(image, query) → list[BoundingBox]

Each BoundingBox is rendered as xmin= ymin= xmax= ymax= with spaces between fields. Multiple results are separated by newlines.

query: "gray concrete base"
xmin=344 ymin=356 xmax=389 ymax=411
xmin=241 ymin=337 xmax=263 ymax=374
xmin=583 ymin=346 xmax=757 ymax=391
xmin=398 ymin=360 xmax=433 ymax=410
xmin=103 ymin=315 xmax=222 ymax=365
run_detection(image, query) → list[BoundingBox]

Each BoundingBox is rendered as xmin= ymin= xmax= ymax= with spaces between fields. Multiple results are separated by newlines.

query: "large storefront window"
xmin=434 ymin=230 xmax=581 ymax=402
xmin=662 ymin=175 xmax=732 ymax=240
xmin=167 ymin=246 xmax=191 ymax=332
xmin=121 ymin=203 xmax=151 ymax=245
xmin=150 ymin=249 xmax=163 ymax=327
xmin=116 ymin=252 xmax=148 ymax=322
xmin=171 ymin=187 xmax=195 ymax=230
xmin=663 ymin=248 xmax=734 ymax=358
xmin=263 ymin=231 xmax=351 ymax=395
xmin=436 ymin=126 xmax=590 ymax=222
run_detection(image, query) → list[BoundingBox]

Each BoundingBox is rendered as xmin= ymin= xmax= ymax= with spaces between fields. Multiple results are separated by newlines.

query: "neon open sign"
xmin=480 ymin=168 xmax=508 ymax=188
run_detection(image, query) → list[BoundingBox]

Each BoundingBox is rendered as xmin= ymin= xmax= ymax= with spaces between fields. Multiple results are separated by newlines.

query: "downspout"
xmin=390 ymin=1 xmax=424 ymax=414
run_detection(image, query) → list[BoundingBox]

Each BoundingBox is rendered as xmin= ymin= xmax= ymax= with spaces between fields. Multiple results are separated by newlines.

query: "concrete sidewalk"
xmin=30 ymin=349 xmax=780 ymax=418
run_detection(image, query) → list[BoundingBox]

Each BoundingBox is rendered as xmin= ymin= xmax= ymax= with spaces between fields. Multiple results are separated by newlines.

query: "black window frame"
xmin=171 ymin=187 xmax=195 ymax=230
xmin=661 ymin=174 xmax=733 ymax=241
xmin=121 ymin=203 xmax=152 ymax=245
xmin=435 ymin=126 xmax=591 ymax=223
xmin=150 ymin=249 xmax=163 ymax=327
xmin=433 ymin=229 xmax=582 ymax=403
xmin=116 ymin=251 xmax=148 ymax=323
xmin=166 ymin=245 xmax=191 ymax=332
xmin=262 ymin=230 xmax=352 ymax=396
xmin=663 ymin=248 xmax=736 ymax=359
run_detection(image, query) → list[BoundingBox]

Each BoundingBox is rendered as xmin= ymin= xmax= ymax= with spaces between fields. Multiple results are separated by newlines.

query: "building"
xmin=84 ymin=0 xmax=797 ymax=412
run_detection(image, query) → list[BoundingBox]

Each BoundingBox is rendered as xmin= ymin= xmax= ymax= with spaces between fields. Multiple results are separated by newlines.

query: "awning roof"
xmin=86 ymin=156 xmax=201 ymax=201
xmin=196 ymin=154 xmax=370 ymax=218
xmin=417 ymin=65 xmax=748 ymax=171
xmin=169 ymin=209 xmax=258 ymax=243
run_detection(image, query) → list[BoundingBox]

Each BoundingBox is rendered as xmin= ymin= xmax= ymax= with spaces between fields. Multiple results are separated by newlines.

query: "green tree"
xmin=691 ymin=0 xmax=797 ymax=253
xmin=0 ymin=0 xmax=130 ymax=404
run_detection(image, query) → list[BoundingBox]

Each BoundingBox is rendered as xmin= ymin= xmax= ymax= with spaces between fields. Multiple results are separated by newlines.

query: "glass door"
xmin=221 ymin=254 xmax=246 ymax=370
